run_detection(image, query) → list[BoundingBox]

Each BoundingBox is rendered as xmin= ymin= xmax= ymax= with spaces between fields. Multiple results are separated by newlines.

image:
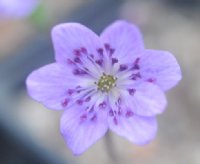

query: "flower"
xmin=26 ymin=20 xmax=182 ymax=155
xmin=0 ymin=0 xmax=39 ymax=19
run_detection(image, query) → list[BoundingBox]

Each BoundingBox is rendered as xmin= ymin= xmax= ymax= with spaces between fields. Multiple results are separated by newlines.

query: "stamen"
xmin=133 ymin=57 xmax=140 ymax=69
xmin=74 ymin=57 xmax=82 ymax=64
xmin=61 ymin=98 xmax=69 ymax=107
xmin=119 ymin=64 xmax=128 ymax=71
xmin=95 ymin=59 xmax=103 ymax=66
xmin=109 ymin=110 xmax=114 ymax=116
xmin=113 ymin=117 xmax=118 ymax=125
xmin=131 ymin=72 xmax=141 ymax=80
xmin=90 ymin=114 xmax=97 ymax=122
xmin=104 ymin=43 xmax=110 ymax=51
xmin=97 ymin=74 xmax=117 ymax=92
xmin=125 ymin=110 xmax=134 ymax=118
xmin=85 ymin=96 xmax=91 ymax=102
xmin=80 ymin=47 xmax=87 ymax=54
xmin=147 ymin=78 xmax=156 ymax=83
xmin=80 ymin=114 xmax=87 ymax=122
xmin=67 ymin=89 xmax=74 ymax=95
xmin=109 ymin=48 xmax=115 ymax=56
xmin=73 ymin=49 xmax=81 ymax=56
xmin=128 ymin=88 xmax=136 ymax=96
xmin=73 ymin=69 xmax=87 ymax=75
xmin=76 ymin=99 xmax=83 ymax=105
xmin=99 ymin=101 xmax=107 ymax=109
xmin=97 ymin=48 xmax=104 ymax=56
xmin=112 ymin=58 xmax=118 ymax=65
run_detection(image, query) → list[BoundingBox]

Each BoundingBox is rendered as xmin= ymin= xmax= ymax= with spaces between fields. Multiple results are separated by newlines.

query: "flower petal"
xmin=26 ymin=63 xmax=91 ymax=110
xmin=100 ymin=20 xmax=144 ymax=63
xmin=120 ymin=82 xmax=167 ymax=116
xmin=51 ymin=23 xmax=105 ymax=77
xmin=60 ymin=105 xmax=108 ymax=155
xmin=140 ymin=50 xmax=182 ymax=91
xmin=108 ymin=114 xmax=157 ymax=145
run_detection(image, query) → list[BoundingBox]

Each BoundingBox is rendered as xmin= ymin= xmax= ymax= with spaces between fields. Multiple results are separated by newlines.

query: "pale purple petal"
xmin=100 ymin=20 xmax=144 ymax=63
xmin=0 ymin=0 xmax=39 ymax=18
xmin=26 ymin=63 xmax=91 ymax=110
xmin=108 ymin=115 xmax=157 ymax=145
xmin=120 ymin=82 xmax=167 ymax=116
xmin=140 ymin=50 xmax=182 ymax=91
xmin=60 ymin=105 xmax=108 ymax=155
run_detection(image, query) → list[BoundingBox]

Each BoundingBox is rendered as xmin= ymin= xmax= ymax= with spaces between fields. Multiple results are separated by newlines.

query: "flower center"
xmin=97 ymin=73 xmax=117 ymax=92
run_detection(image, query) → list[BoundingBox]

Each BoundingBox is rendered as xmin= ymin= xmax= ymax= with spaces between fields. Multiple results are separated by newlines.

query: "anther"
xmin=97 ymin=74 xmax=117 ymax=93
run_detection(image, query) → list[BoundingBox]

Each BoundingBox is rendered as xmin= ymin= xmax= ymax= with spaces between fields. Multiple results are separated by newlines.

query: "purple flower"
xmin=0 ymin=0 xmax=39 ymax=18
xmin=26 ymin=20 xmax=182 ymax=155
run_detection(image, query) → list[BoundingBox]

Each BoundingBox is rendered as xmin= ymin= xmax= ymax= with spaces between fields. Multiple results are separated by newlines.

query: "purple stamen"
xmin=109 ymin=110 xmax=114 ymax=116
xmin=80 ymin=47 xmax=87 ymax=54
xmin=73 ymin=49 xmax=81 ymax=56
xmin=90 ymin=114 xmax=97 ymax=122
xmin=74 ymin=57 xmax=82 ymax=64
xmin=119 ymin=64 xmax=128 ymax=71
xmin=131 ymin=72 xmax=141 ymax=80
xmin=67 ymin=58 xmax=75 ymax=65
xmin=99 ymin=102 xmax=107 ymax=109
xmin=113 ymin=117 xmax=118 ymax=125
xmin=85 ymin=96 xmax=91 ymax=102
xmin=76 ymin=99 xmax=83 ymax=105
xmin=80 ymin=114 xmax=87 ymax=122
xmin=67 ymin=89 xmax=74 ymax=95
xmin=147 ymin=78 xmax=156 ymax=83
xmin=104 ymin=43 xmax=110 ymax=51
xmin=109 ymin=48 xmax=115 ymax=56
xmin=125 ymin=110 xmax=134 ymax=118
xmin=61 ymin=98 xmax=69 ymax=107
xmin=128 ymin=88 xmax=136 ymax=96
xmin=97 ymin=48 xmax=104 ymax=56
xmin=73 ymin=69 xmax=87 ymax=75
xmin=112 ymin=58 xmax=118 ymax=65
xmin=96 ymin=59 xmax=103 ymax=66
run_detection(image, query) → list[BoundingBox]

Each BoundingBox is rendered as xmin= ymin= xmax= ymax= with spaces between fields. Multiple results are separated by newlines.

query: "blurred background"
xmin=0 ymin=0 xmax=199 ymax=163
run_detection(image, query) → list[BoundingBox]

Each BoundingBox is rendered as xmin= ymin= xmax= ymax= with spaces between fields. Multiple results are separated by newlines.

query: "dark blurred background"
xmin=0 ymin=0 xmax=199 ymax=163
